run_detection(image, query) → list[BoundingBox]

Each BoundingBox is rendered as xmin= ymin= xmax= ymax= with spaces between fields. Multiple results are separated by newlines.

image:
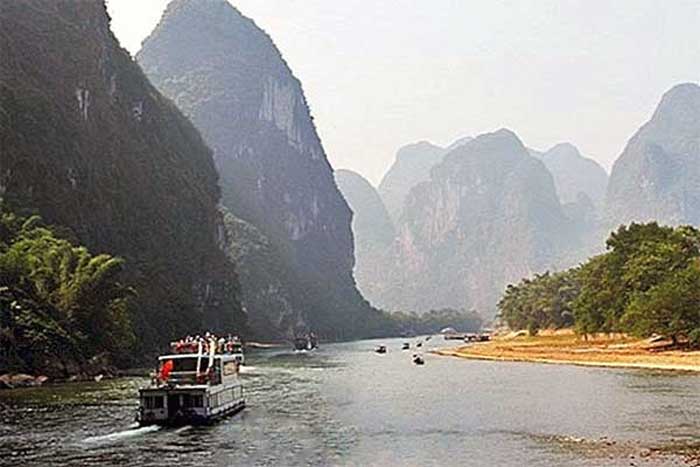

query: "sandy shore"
xmin=433 ymin=331 xmax=700 ymax=372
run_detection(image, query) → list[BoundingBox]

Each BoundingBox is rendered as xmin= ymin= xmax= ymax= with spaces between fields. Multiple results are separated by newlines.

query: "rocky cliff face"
xmin=335 ymin=169 xmax=395 ymax=302
xmin=606 ymin=83 xmax=700 ymax=226
xmin=138 ymin=0 xmax=369 ymax=338
xmin=373 ymin=130 xmax=573 ymax=314
xmin=378 ymin=142 xmax=447 ymax=225
xmin=221 ymin=210 xmax=295 ymax=340
xmin=0 ymin=0 xmax=246 ymax=346
xmin=530 ymin=143 xmax=608 ymax=207
xmin=378 ymin=137 xmax=473 ymax=225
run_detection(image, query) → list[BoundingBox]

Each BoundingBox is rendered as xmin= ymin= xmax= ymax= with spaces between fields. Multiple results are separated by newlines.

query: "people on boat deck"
xmin=170 ymin=333 xmax=242 ymax=355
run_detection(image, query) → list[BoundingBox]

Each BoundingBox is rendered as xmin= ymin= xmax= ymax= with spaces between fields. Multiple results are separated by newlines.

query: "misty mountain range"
xmin=2 ymin=0 xmax=700 ymax=345
xmin=339 ymin=83 xmax=700 ymax=316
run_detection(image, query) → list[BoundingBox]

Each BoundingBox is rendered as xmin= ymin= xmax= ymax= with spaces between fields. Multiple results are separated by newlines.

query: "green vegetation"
xmin=0 ymin=204 xmax=134 ymax=376
xmin=499 ymin=271 xmax=578 ymax=336
xmin=498 ymin=223 xmax=700 ymax=346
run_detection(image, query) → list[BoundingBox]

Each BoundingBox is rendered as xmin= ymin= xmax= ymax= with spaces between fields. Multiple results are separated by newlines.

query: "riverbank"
xmin=434 ymin=330 xmax=700 ymax=372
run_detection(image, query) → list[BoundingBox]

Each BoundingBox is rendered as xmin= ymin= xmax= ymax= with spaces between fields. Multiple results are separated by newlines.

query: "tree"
xmin=0 ymin=203 xmax=135 ymax=373
xmin=622 ymin=261 xmax=700 ymax=345
xmin=574 ymin=223 xmax=700 ymax=336
xmin=498 ymin=270 xmax=579 ymax=333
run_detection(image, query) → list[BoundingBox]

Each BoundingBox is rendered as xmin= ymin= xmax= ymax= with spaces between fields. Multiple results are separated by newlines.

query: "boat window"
xmin=193 ymin=395 xmax=203 ymax=407
xmin=144 ymin=395 xmax=163 ymax=409
xmin=171 ymin=358 xmax=199 ymax=372
xmin=183 ymin=394 xmax=192 ymax=408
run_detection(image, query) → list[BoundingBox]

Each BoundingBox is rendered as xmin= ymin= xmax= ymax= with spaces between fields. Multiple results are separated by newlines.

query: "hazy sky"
xmin=108 ymin=0 xmax=700 ymax=185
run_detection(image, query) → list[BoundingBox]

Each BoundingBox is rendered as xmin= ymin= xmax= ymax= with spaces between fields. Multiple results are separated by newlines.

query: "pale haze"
xmin=108 ymin=0 xmax=700 ymax=185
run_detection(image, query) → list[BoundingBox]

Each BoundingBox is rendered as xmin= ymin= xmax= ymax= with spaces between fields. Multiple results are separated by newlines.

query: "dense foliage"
xmin=498 ymin=271 xmax=578 ymax=335
xmin=0 ymin=205 xmax=134 ymax=376
xmin=498 ymin=223 xmax=700 ymax=346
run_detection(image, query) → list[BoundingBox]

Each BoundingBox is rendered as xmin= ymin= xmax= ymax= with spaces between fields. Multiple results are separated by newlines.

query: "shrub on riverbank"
xmin=498 ymin=223 xmax=700 ymax=347
xmin=0 ymin=205 xmax=134 ymax=377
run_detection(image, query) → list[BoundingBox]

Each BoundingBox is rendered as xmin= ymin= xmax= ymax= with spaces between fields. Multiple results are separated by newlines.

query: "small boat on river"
xmin=375 ymin=345 xmax=387 ymax=354
xmin=293 ymin=332 xmax=318 ymax=351
xmin=402 ymin=342 xmax=410 ymax=350
xmin=413 ymin=354 xmax=425 ymax=365
xmin=136 ymin=334 xmax=245 ymax=426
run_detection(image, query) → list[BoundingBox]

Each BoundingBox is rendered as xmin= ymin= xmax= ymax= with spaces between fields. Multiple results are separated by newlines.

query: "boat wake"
xmin=82 ymin=424 xmax=161 ymax=444
xmin=239 ymin=365 xmax=259 ymax=374
xmin=173 ymin=425 xmax=193 ymax=434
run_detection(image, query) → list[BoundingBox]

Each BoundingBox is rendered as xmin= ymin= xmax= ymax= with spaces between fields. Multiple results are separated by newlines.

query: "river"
xmin=1 ymin=337 xmax=699 ymax=466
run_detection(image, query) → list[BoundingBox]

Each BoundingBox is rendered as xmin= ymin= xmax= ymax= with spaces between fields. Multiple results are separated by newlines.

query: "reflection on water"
xmin=1 ymin=338 xmax=699 ymax=466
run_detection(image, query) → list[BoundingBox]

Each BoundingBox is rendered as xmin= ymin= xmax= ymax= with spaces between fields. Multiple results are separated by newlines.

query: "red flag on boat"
xmin=160 ymin=359 xmax=174 ymax=380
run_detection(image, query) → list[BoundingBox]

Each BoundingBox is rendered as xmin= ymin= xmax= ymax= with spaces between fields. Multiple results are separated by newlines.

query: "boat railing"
xmin=160 ymin=370 xmax=223 ymax=386
xmin=166 ymin=371 xmax=198 ymax=385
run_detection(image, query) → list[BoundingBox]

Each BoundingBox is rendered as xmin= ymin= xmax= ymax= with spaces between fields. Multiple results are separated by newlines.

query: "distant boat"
xmin=416 ymin=342 xmax=423 ymax=348
xmin=293 ymin=337 xmax=309 ymax=351
xmin=293 ymin=332 xmax=318 ymax=351
xmin=413 ymin=354 xmax=425 ymax=365
xmin=375 ymin=345 xmax=387 ymax=354
xmin=463 ymin=333 xmax=492 ymax=343
xmin=402 ymin=342 xmax=410 ymax=350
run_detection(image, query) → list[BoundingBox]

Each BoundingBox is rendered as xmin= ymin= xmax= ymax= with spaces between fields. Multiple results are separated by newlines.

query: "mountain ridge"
xmin=369 ymin=128 xmax=574 ymax=315
xmin=606 ymin=82 xmax=700 ymax=227
xmin=138 ymin=0 xmax=379 ymax=338
xmin=0 ymin=0 xmax=246 ymax=349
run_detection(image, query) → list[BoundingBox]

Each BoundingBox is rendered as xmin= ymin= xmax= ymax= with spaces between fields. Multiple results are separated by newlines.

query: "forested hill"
xmin=0 ymin=0 xmax=247 ymax=357
xmin=138 ymin=0 xmax=378 ymax=339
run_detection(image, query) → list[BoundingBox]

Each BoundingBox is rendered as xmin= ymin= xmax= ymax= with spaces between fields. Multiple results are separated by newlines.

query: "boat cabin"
xmin=137 ymin=335 xmax=245 ymax=426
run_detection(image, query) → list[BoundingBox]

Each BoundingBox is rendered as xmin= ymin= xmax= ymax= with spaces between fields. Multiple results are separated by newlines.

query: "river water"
xmin=1 ymin=337 xmax=699 ymax=466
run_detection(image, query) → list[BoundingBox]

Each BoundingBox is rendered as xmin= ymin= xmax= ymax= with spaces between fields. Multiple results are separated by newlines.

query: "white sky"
xmin=108 ymin=0 xmax=700 ymax=185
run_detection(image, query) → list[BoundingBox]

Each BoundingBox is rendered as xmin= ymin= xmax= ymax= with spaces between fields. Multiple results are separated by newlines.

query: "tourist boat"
xmin=402 ymin=342 xmax=410 ymax=350
xmin=375 ymin=345 xmax=387 ymax=354
xmin=136 ymin=334 xmax=245 ymax=426
xmin=413 ymin=354 xmax=425 ymax=365
xmin=293 ymin=332 xmax=318 ymax=351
